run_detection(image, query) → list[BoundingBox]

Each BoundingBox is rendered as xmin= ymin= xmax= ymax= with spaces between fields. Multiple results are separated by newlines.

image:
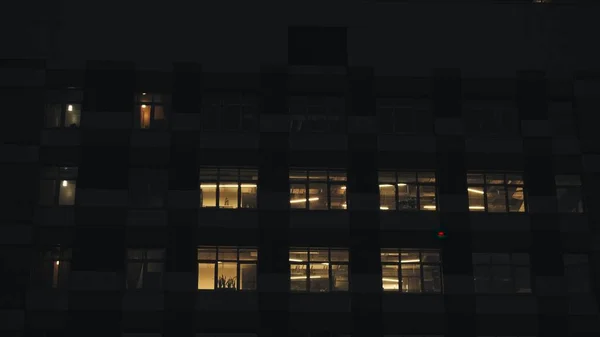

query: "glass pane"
xmin=57 ymin=261 xmax=70 ymax=289
xmin=39 ymin=180 xmax=56 ymax=205
xmin=381 ymin=249 xmax=399 ymax=263
xmin=379 ymin=184 xmax=396 ymax=211
xmin=330 ymin=184 xmax=346 ymax=210
xmin=64 ymin=104 xmax=81 ymax=127
xmin=506 ymin=174 xmax=524 ymax=185
xmin=422 ymin=251 xmax=440 ymax=263
xmin=152 ymin=94 xmax=163 ymax=103
xmin=419 ymin=185 xmax=436 ymax=211
xmin=199 ymin=168 xmax=219 ymax=180
xmin=290 ymin=184 xmax=307 ymax=209
xmin=126 ymin=262 xmax=144 ymax=289
xmin=330 ymin=264 xmax=348 ymax=292
xmin=290 ymin=264 xmax=308 ymax=291
xmin=240 ymin=184 xmax=257 ymax=209
xmin=397 ymin=183 xmax=417 ymax=210
xmin=310 ymin=263 xmax=329 ymax=292
xmin=486 ymin=186 xmax=507 ymax=213
xmin=512 ymin=253 xmax=530 ymax=265
xmin=138 ymin=93 xmax=151 ymax=103
xmin=555 ymin=175 xmax=581 ymax=186
xmin=58 ymin=180 xmax=76 ymax=205
xmin=239 ymin=248 xmax=258 ymax=261
xmin=309 ymin=248 xmax=329 ymax=262
xmin=514 ymin=266 xmax=531 ymax=293
xmin=239 ymin=169 xmax=258 ymax=182
xmin=486 ymin=174 xmax=505 ymax=185
xmin=221 ymin=107 xmax=241 ymax=131
xmin=198 ymin=263 xmax=215 ymax=290
xmin=401 ymin=251 xmax=420 ymax=263
xmin=147 ymin=249 xmax=165 ymax=260
xmin=557 ymin=187 xmax=583 ymax=213
xmin=154 ymin=105 xmax=165 ymax=120
xmin=468 ymin=187 xmax=485 ymax=211
xmin=127 ymin=249 xmax=144 ymax=260
xmin=289 ymin=170 xmax=307 ymax=181
xmin=200 ymin=184 xmax=217 ymax=207
xmin=217 ymin=262 xmax=237 ymax=289
xmin=219 ymin=182 xmax=238 ymax=209
xmin=473 ymin=266 xmax=490 ymax=293
xmin=240 ymin=263 xmax=257 ymax=290
xmin=508 ymin=186 xmax=526 ymax=212
xmin=472 ymin=253 xmax=491 ymax=264
xmin=58 ymin=167 xmax=78 ymax=180
xmin=45 ymin=104 xmax=62 ymax=128
xmin=566 ymin=265 xmax=591 ymax=293
xmin=309 ymin=171 xmax=328 ymax=181
xmin=491 ymin=254 xmax=510 ymax=264
xmin=378 ymin=171 xmax=396 ymax=183
xmin=218 ymin=248 xmax=237 ymax=261
xmin=308 ymin=183 xmax=328 ymax=210
xmin=397 ymin=172 xmax=417 ymax=183
xmin=422 ymin=265 xmax=442 ymax=293
xmin=290 ymin=249 xmax=308 ymax=262
xmin=145 ymin=263 xmax=164 ymax=289
xmin=139 ymin=105 xmax=151 ymax=129
xmin=417 ymin=172 xmax=436 ymax=183
xmin=219 ymin=169 xmax=239 ymax=181
xmin=40 ymin=167 xmax=58 ymax=179
xmin=197 ymin=247 xmax=217 ymax=260
xmin=382 ymin=264 xmax=399 ymax=291
xmin=328 ymin=171 xmax=347 ymax=181
xmin=330 ymin=249 xmax=349 ymax=262
xmin=467 ymin=173 xmax=484 ymax=184
xmin=491 ymin=266 xmax=512 ymax=293
xmin=401 ymin=264 xmax=421 ymax=293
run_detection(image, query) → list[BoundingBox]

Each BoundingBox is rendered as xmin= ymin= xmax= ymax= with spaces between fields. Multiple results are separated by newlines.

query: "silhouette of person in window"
xmin=224 ymin=197 xmax=229 ymax=206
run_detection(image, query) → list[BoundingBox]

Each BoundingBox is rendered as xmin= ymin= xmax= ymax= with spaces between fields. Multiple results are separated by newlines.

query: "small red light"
xmin=437 ymin=231 xmax=446 ymax=238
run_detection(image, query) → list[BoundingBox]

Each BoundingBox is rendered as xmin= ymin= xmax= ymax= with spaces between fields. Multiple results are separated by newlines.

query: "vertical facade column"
xmin=432 ymin=69 xmax=476 ymax=337
xmin=346 ymin=66 xmax=382 ymax=337
xmin=68 ymin=61 xmax=134 ymax=337
xmin=163 ymin=62 xmax=203 ymax=337
xmin=257 ymin=66 xmax=290 ymax=337
xmin=518 ymin=71 xmax=568 ymax=337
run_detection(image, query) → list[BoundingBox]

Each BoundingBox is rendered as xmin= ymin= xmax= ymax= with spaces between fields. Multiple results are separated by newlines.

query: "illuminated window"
xmin=39 ymin=167 xmax=78 ymax=206
xmin=564 ymin=254 xmax=591 ymax=293
xmin=129 ymin=169 xmax=168 ymax=208
xmin=289 ymin=169 xmax=346 ymax=210
xmin=44 ymin=88 xmax=82 ymax=128
xmin=135 ymin=93 xmax=166 ymax=129
xmin=201 ymin=93 xmax=258 ymax=132
xmin=290 ymin=247 xmax=349 ymax=292
xmin=287 ymin=96 xmax=345 ymax=133
xmin=197 ymin=246 xmax=258 ymax=291
xmin=378 ymin=171 xmax=437 ymax=211
xmin=33 ymin=247 xmax=71 ymax=289
xmin=555 ymin=175 xmax=583 ymax=213
xmin=381 ymin=249 xmax=442 ymax=293
xmin=377 ymin=98 xmax=431 ymax=134
xmin=199 ymin=167 xmax=258 ymax=209
xmin=472 ymin=253 xmax=531 ymax=294
xmin=467 ymin=173 xmax=526 ymax=212
xmin=126 ymin=249 xmax=165 ymax=290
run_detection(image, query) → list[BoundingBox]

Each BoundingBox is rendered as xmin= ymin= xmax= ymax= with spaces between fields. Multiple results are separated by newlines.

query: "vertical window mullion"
xmin=327 ymin=171 xmax=331 ymax=210
xmin=504 ymin=183 xmax=510 ymax=213
xmin=416 ymin=175 xmax=421 ymax=210
xmin=419 ymin=252 xmax=425 ymax=292
xmin=307 ymin=248 xmax=311 ymax=292
xmin=237 ymin=170 xmax=242 ymax=209
xmin=305 ymin=180 xmax=309 ymax=210
xmin=328 ymin=249 xmax=333 ymax=291
xmin=214 ymin=247 xmax=219 ymax=289
xmin=237 ymin=248 xmax=241 ymax=291
xmin=482 ymin=174 xmax=488 ymax=212
xmin=395 ymin=171 xmax=399 ymax=209
xmin=216 ymin=170 xmax=221 ymax=208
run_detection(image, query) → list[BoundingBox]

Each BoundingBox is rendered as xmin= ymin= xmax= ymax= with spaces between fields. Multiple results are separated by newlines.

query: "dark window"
xmin=290 ymin=247 xmax=349 ymax=292
xmin=564 ymin=254 xmax=591 ymax=293
xmin=379 ymin=171 xmax=437 ymax=211
xmin=376 ymin=99 xmax=431 ymax=134
xmin=289 ymin=169 xmax=346 ymax=210
xmin=129 ymin=169 xmax=168 ymax=208
xmin=32 ymin=247 xmax=71 ymax=289
xmin=39 ymin=167 xmax=78 ymax=206
xmin=288 ymin=26 xmax=347 ymax=67
xmin=199 ymin=167 xmax=258 ymax=209
xmin=287 ymin=96 xmax=345 ymax=133
xmin=472 ymin=253 xmax=531 ymax=294
xmin=555 ymin=175 xmax=583 ymax=213
xmin=467 ymin=173 xmax=526 ymax=213
xmin=381 ymin=249 xmax=443 ymax=293
xmin=126 ymin=249 xmax=165 ymax=290
xmin=197 ymin=246 xmax=258 ymax=291
xmin=463 ymin=102 xmax=518 ymax=135
xmin=201 ymin=93 xmax=258 ymax=132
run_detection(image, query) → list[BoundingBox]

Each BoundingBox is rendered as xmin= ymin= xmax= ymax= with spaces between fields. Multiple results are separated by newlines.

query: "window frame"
xmin=199 ymin=167 xmax=259 ymax=209
xmin=125 ymin=248 xmax=166 ymax=290
xmin=128 ymin=168 xmax=169 ymax=209
xmin=39 ymin=166 xmax=78 ymax=206
xmin=289 ymin=247 xmax=350 ymax=293
xmin=287 ymin=95 xmax=346 ymax=134
xmin=35 ymin=246 xmax=72 ymax=289
xmin=44 ymin=88 xmax=83 ymax=128
xmin=472 ymin=253 xmax=532 ymax=294
xmin=378 ymin=171 xmax=437 ymax=211
xmin=380 ymin=248 xmax=443 ymax=294
xmin=563 ymin=254 xmax=591 ymax=293
xmin=201 ymin=92 xmax=258 ymax=132
xmin=196 ymin=246 xmax=258 ymax=291
xmin=467 ymin=172 xmax=527 ymax=213
xmin=289 ymin=169 xmax=347 ymax=210
xmin=135 ymin=92 xmax=168 ymax=130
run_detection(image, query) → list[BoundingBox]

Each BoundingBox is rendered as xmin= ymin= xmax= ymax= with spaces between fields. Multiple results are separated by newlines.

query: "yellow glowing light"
xmin=290 ymin=197 xmax=319 ymax=204
xmin=67 ymin=105 xmax=73 ymax=112
xmin=380 ymin=206 xmax=389 ymax=210
xmin=382 ymin=278 xmax=399 ymax=283
xmin=62 ymin=180 xmax=68 ymax=187
xmin=469 ymin=206 xmax=485 ymax=210
xmin=423 ymin=205 xmax=437 ymax=209
xmin=468 ymin=188 xmax=484 ymax=194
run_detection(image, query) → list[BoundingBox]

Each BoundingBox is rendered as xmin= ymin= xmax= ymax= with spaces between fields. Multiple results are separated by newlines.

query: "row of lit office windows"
xmin=36 ymin=247 xmax=591 ymax=294
xmin=39 ymin=167 xmax=585 ymax=213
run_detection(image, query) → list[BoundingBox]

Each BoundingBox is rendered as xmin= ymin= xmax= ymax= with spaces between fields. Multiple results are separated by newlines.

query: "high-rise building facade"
xmin=1 ymin=1 xmax=600 ymax=337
